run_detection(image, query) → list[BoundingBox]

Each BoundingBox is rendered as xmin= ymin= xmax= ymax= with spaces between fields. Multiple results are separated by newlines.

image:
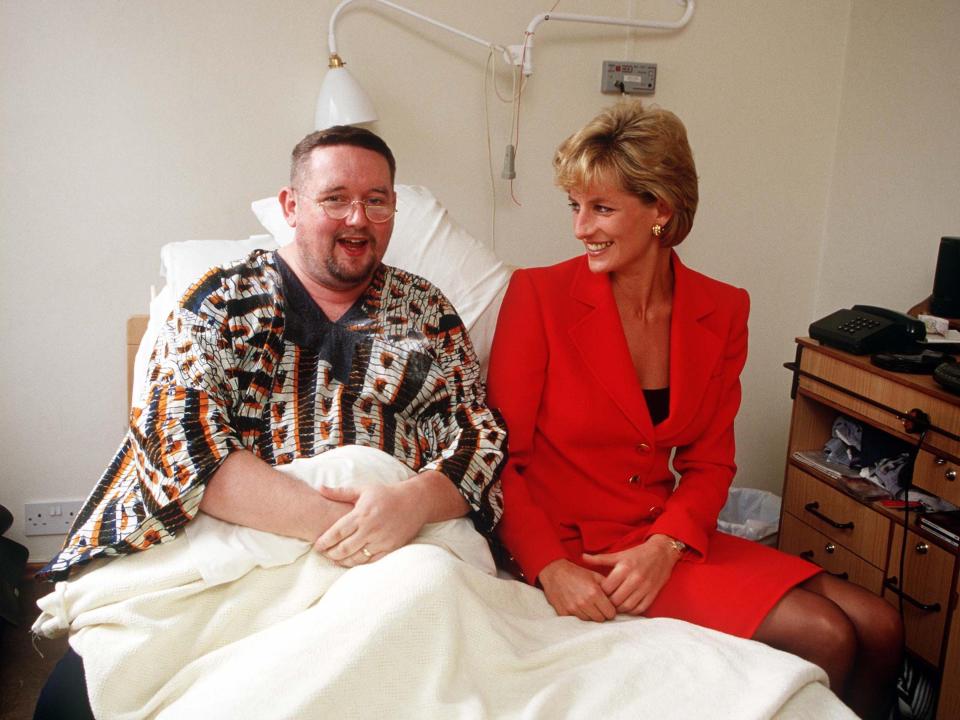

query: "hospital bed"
xmin=38 ymin=187 xmax=855 ymax=719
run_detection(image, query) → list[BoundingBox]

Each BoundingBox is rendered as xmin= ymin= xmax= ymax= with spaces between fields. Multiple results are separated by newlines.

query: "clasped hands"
xmin=537 ymin=534 xmax=684 ymax=622
xmin=311 ymin=478 xmax=430 ymax=568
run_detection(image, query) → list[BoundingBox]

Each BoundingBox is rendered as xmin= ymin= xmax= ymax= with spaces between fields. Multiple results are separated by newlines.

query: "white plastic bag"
xmin=717 ymin=488 xmax=782 ymax=544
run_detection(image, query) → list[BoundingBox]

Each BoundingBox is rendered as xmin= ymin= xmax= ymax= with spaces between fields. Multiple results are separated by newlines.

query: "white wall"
xmin=2 ymin=1 xmax=953 ymax=562
xmin=815 ymin=0 xmax=960 ymax=316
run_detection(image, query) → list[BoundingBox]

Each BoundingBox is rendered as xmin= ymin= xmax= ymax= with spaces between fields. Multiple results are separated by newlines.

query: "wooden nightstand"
xmin=779 ymin=338 xmax=960 ymax=719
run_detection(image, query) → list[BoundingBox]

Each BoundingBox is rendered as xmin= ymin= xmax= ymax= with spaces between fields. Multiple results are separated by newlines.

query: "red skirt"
xmin=642 ymin=532 xmax=820 ymax=638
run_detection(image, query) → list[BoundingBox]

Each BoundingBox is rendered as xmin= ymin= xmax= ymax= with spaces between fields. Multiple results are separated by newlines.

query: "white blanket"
xmin=34 ymin=447 xmax=851 ymax=720
xmin=181 ymin=446 xmax=496 ymax=585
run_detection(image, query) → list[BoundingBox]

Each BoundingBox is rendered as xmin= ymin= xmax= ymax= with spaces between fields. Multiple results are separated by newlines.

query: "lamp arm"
xmin=328 ymin=0 xmax=503 ymax=58
xmin=519 ymin=0 xmax=695 ymax=75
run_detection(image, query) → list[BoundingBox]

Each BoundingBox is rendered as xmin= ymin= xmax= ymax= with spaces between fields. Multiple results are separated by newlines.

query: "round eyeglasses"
xmin=298 ymin=194 xmax=397 ymax=224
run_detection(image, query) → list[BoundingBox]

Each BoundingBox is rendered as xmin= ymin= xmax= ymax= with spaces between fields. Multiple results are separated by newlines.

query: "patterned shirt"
xmin=41 ymin=250 xmax=506 ymax=580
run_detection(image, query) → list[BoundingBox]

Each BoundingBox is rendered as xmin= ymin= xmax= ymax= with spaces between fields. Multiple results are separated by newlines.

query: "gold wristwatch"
xmin=667 ymin=538 xmax=687 ymax=555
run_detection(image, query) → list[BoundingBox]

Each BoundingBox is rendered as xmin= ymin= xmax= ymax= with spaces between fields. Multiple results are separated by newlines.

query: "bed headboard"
xmin=127 ymin=315 xmax=149 ymax=407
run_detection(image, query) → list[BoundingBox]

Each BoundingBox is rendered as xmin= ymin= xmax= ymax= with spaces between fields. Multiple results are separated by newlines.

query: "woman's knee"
xmin=804 ymin=573 xmax=904 ymax=653
xmin=801 ymin=595 xmax=858 ymax=663
xmin=871 ymin=591 xmax=902 ymax=630
xmin=857 ymin=592 xmax=904 ymax=656
xmin=755 ymin=587 xmax=857 ymax=668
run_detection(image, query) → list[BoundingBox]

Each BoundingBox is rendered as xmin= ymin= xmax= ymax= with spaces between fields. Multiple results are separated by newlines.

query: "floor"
xmin=0 ymin=568 xmax=67 ymax=720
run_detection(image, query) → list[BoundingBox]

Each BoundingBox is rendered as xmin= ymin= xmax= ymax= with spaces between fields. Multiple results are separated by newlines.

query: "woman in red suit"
xmin=486 ymin=101 xmax=902 ymax=719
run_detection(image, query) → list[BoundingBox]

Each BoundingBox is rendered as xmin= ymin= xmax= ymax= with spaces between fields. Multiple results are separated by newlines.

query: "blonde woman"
xmin=487 ymin=101 xmax=902 ymax=719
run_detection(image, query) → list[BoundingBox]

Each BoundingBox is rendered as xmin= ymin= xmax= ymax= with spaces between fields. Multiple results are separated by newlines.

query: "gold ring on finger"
xmin=361 ymin=546 xmax=372 ymax=559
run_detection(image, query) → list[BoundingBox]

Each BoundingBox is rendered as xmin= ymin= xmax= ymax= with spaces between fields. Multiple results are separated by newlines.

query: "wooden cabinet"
xmin=913 ymin=451 xmax=960 ymax=507
xmin=779 ymin=338 xmax=960 ymax=719
xmin=779 ymin=513 xmax=885 ymax=594
xmin=884 ymin=525 xmax=954 ymax=667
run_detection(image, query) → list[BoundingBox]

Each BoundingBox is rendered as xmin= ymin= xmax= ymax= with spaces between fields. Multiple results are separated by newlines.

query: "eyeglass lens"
xmin=322 ymin=200 xmax=394 ymax=223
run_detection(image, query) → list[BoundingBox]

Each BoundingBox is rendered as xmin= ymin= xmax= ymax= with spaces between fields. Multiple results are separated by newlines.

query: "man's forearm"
xmin=408 ymin=469 xmax=471 ymax=524
xmin=199 ymin=450 xmax=351 ymax=541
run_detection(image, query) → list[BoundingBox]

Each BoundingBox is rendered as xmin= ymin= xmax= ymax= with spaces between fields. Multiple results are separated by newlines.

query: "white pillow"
xmin=251 ymin=185 xmax=513 ymax=372
xmin=161 ymin=235 xmax=279 ymax=302
xmin=251 ymin=197 xmax=291 ymax=245
xmin=133 ymin=235 xmax=280 ymax=406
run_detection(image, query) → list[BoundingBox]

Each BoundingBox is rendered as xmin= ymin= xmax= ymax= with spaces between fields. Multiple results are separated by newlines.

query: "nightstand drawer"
xmin=913 ymin=450 xmax=960 ymax=508
xmin=884 ymin=526 xmax=955 ymax=667
xmin=783 ymin=466 xmax=891 ymax=567
xmin=779 ymin=513 xmax=883 ymax=594
xmin=798 ymin=348 xmax=960 ymax=459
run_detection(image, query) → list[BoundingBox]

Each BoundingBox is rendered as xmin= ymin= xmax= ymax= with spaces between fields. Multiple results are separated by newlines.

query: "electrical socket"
xmin=24 ymin=500 xmax=85 ymax=536
xmin=601 ymin=60 xmax=657 ymax=95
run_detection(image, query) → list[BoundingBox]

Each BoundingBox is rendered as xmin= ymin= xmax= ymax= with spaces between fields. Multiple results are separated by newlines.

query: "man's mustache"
xmin=333 ymin=229 xmax=376 ymax=242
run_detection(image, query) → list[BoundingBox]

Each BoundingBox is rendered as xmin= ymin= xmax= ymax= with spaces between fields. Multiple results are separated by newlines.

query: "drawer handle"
xmin=946 ymin=469 xmax=957 ymax=482
xmin=803 ymin=502 xmax=855 ymax=530
xmin=824 ymin=542 xmax=836 ymax=554
xmin=884 ymin=577 xmax=942 ymax=613
xmin=798 ymin=550 xmax=848 ymax=580
xmin=915 ymin=542 xmax=929 ymax=555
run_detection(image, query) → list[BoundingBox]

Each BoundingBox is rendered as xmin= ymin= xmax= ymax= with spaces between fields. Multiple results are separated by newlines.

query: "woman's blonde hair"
xmin=553 ymin=100 xmax=698 ymax=247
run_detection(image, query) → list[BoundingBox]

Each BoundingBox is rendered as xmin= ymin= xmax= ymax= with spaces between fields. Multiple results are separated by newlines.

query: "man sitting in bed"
xmin=35 ymin=126 xmax=506 ymax=717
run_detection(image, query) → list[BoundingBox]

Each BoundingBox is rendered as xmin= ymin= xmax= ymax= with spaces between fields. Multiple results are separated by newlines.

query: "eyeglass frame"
xmin=295 ymin=192 xmax=397 ymax=224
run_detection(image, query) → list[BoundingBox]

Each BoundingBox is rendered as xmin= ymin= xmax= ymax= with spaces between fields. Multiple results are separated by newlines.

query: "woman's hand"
xmin=537 ymin=558 xmax=617 ymax=622
xmin=582 ymin=534 xmax=683 ymax=615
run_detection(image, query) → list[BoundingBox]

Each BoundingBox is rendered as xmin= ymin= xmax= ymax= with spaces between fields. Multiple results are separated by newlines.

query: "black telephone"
xmin=809 ymin=305 xmax=926 ymax=355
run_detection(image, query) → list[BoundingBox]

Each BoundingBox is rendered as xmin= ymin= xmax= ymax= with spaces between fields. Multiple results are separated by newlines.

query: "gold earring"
xmin=651 ymin=224 xmax=663 ymax=238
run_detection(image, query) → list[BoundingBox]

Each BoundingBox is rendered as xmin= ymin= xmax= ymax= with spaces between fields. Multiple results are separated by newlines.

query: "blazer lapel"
xmin=567 ymin=259 xmax=653 ymax=435
xmin=658 ymin=252 xmax=724 ymax=439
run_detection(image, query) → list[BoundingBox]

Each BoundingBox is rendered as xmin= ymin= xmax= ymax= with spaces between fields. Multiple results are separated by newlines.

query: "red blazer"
xmin=487 ymin=252 xmax=750 ymax=584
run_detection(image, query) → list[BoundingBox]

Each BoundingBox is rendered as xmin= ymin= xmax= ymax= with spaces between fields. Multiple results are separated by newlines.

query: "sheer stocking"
xmin=753 ymin=573 xmax=902 ymax=720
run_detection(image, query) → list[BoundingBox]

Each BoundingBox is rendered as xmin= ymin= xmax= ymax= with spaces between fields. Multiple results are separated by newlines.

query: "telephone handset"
xmin=809 ymin=305 xmax=926 ymax=355
xmin=850 ymin=305 xmax=927 ymax=341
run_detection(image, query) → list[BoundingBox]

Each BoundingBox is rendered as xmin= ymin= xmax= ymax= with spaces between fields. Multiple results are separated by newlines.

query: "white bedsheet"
xmin=33 ymin=448 xmax=853 ymax=720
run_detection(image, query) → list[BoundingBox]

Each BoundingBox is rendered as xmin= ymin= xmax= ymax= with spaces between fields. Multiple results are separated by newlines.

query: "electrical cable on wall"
xmin=504 ymin=0 xmax=562 ymax=208
xmin=896 ymin=409 xmax=930 ymax=620
xmin=507 ymin=34 xmax=532 ymax=208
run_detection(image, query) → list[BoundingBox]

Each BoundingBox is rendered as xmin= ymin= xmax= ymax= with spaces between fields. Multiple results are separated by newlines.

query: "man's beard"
xmin=325 ymin=251 xmax=378 ymax=286
xmin=293 ymin=228 xmax=383 ymax=292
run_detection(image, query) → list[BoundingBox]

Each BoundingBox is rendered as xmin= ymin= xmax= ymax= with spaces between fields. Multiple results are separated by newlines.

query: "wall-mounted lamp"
xmin=315 ymin=52 xmax=379 ymax=127
xmin=315 ymin=0 xmax=695 ymax=130
xmin=317 ymin=0 xmax=504 ymax=128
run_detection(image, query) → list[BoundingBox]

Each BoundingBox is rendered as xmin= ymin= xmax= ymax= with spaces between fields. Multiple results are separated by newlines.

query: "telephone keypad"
xmin=838 ymin=315 xmax=881 ymax=334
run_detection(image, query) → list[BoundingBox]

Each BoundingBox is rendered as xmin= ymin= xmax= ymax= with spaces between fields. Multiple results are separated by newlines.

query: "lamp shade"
xmin=315 ymin=66 xmax=378 ymax=129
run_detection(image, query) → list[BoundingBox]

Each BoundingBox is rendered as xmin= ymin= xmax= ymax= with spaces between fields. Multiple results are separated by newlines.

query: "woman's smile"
xmin=585 ymin=240 xmax=613 ymax=252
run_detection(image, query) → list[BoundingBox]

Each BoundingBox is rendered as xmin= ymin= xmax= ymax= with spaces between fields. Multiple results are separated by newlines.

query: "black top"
xmin=643 ymin=387 xmax=670 ymax=426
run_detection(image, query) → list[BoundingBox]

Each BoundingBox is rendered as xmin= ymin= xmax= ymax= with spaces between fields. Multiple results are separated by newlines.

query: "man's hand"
xmin=582 ymin=534 xmax=683 ymax=616
xmin=312 ymin=482 xmax=428 ymax=566
xmin=537 ymin=558 xmax=617 ymax=622
xmin=313 ymin=469 xmax=468 ymax=567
